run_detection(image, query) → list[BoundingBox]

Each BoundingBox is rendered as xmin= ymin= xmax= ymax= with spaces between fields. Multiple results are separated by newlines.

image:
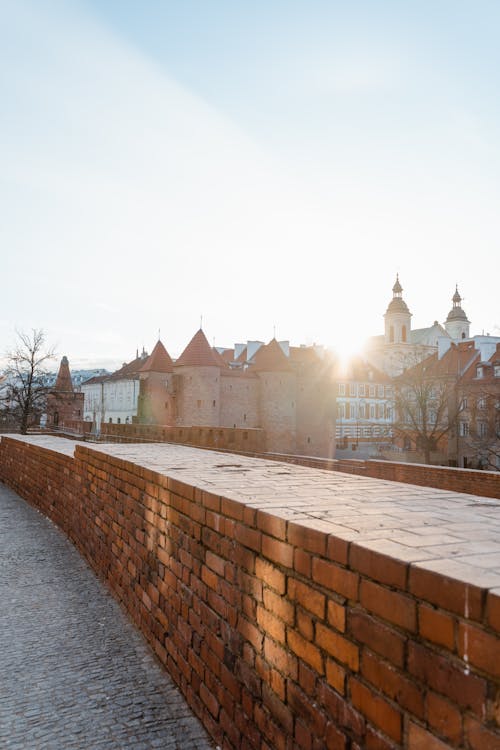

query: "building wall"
xmin=137 ymin=373 xmax=176 ymax=426
xmin=46 ymin=391 xmax=84 ymax=426
xmin=219 ymin=373 xmax=259 ymax=429
xmin=1 ymin=435 xmax=499 ymax=750
xmin=258 ymin=371 xmax=297 ymax=454
xmin=174 ymin=366 xmax=221 ymax=427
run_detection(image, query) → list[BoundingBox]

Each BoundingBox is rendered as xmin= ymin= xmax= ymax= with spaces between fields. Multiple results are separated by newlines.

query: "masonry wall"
xmin=258 ymin=372 xmax=297 ymax=454
xmin=1 ymin=436 xmax=499 ymax=750
xmin=220 ymin=373 xmax=260 ymax=429
xmin=175 ymin=366 xmax=221 ymax=427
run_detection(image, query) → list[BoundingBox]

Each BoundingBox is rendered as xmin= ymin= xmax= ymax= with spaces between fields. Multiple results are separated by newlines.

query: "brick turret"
xmin=46 ymin=356 xmax=84 ymax=428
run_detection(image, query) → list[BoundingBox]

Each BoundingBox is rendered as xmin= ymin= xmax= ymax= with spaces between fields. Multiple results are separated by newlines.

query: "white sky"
xmin=1 ymin=0 xmax=499 ymax=370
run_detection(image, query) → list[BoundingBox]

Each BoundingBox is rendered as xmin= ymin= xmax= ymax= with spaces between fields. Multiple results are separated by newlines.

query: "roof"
xmin=54 ymin=356 xmax=74 ymax=392
xmin=174 ymin=329 xmax=220 ymax=368
xmin=211 ymin=347 xmax=229 ymax=369
xmin=410 ymin=323 xmax=449 ymax=346
xmin=108 ymin=355 xmax=149 ymax=381
xmin=139 ymin=340 xmax=173 ymax=373
xmin=252 ymin=338 xmax=292 ymax=372
xmin=399 ymin=341 xmax=479 ymax=381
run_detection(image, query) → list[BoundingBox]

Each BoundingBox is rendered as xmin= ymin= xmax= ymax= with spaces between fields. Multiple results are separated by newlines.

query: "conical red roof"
xmin=54 ymin=356 xmax=74 ymax=392
xmin=174 ymin=329 xmax=220 ymax=367
xmin=140 ymin=340 xmax=173 ymax=373
xmin=252 ymin=339 xmax=292 ymax=372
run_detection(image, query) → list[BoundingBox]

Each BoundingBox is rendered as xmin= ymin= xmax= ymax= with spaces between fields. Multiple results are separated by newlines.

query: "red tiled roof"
xmin=174 ymin=329 xmax=220 ymax=368
xmin=252 ymin=339 xmax=292 ymax=372
xmin=140 ymin=340 xmax=173 ymax=373
xmin=54 ymin=356 xmax=74 ymax=392
xmin=108 ymin=355 xmax=148 ymax=381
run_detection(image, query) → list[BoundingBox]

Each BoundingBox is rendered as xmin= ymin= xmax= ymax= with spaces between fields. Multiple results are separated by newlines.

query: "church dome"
xmin=445 ymin=285 xmax=469 ymax=324
xmin=385 ymin=274 xmax=411 ymax=315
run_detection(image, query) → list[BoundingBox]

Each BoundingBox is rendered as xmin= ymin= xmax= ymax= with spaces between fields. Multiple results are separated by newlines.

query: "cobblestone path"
xmin=0 ymin=483 xmax=214 ymax=750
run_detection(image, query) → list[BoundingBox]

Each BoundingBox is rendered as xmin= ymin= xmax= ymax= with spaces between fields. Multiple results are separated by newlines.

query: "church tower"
xmin=384 ymin=275 xmax=412 ymax=345
xmin=444 ymin=286 xmax=470 ymax=340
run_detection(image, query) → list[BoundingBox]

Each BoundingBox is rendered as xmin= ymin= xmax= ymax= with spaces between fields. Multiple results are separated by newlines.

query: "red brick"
xmin=360 ymin=579 xmax=416 ymax=632
xmin=325 ymin=722 xmax=347 ymax=750
xmin=297 ymin=609 xmax=314 ymax=641
xmin=426 ymin=691 xmax=462 ymax=745
xmin=255 ymin=557 xmax=286 ymax=594
xmin=349 ymin=677 xmax=402 ymax=743
xmin=257 ymin=605 xmax=285 ymax=643
xmin=294 ymin=547 xmax=311 ymax=577
xmin=361 ymin=650 xmax=424 ymax=719
xmin=349 ymin=609 xmax=406 ymax=668
xmin=408 ymin=641 xmax=487 ymax=715
xmin=325 ymin=659 xmax=346 ymax=695
xmin=316 ymin=624 xmax=359 ymax=671
xmin=234 ymin=523 xmax=262 ymax=553
xmin=486 ymin=589 xmax=500 ymax=634
xmin=200 ymin=681 xmax=220 ymax=718
xmin=326 ymin=535 xmax=349 ymax=565
xmin=257 ymin=510 xmax=287 ymax=540
xmin=465 ymin=716 xmax=500 ymax=750
xmin=408 ymin=721 xmax=454 ymax=749
xmin=419 ymin=604 xmax=455 ymax=651
xmin=264 ymin=636 xmax=297 ymax=679
xmin=263 ymin=588 xmax=294 ymax=625
xmin=365 ymin=725 xmax=399 ymax=750
xmin=238 ymin=614 xmax=263 ymax=652
xmin=287 ymin=629 xmax=324 ymax=673
xmin=288 ymin=578 xmax=326 ymax=618
xmin=262 ymin=535 xmax=294 ymax=568
xmin=350 ymin=544 xmax=407 ymax=589
xmin=327 ymin=599 xmax=346 ymax=632
xmin=288 ymin=681 xmax=327 ymax=737
xmin=288 ymin=522 xmax=327 ymax=555
xmin=409 ymin=566 xmax=483 ymax=620
xmin=312 ymin=558 xmax=359 ymax=600
xmin=458 ymin=621 xmax=500 ymax=679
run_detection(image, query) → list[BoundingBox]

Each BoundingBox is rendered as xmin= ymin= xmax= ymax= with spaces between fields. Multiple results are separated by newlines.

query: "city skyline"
xmin=2 ymin=1 xmax=499 ymax=369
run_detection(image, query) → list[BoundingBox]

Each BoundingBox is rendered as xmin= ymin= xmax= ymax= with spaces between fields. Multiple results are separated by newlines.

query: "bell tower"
xmin=384 ymin=275 xmax=412 ymax=345
xmin=444 ymin=286 xmax=470 ymax=340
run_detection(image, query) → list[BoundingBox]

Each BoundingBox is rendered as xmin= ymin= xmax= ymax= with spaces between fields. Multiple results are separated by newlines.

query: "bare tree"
xmin=2 ymin=329 xmax=55 ymax=434
xmin=461 ymin=387 xmax=500 ymax=471
xmin=392 ymin=357 xmax=465 ymax=465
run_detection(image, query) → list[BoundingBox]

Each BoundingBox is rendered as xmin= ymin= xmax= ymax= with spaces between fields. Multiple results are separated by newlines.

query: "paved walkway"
xmin=0 ymin=482 xmax=214 ymax=750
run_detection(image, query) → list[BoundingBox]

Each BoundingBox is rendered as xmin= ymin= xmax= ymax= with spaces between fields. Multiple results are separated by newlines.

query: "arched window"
xmin=402 ymin=325 xmax=407 ymax=342
xmin=389 ymin=325 xmax=394 ymax=343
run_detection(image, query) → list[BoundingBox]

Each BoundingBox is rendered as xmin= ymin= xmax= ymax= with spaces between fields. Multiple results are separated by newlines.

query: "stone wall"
xmin=1 ymin=435 xmax=499 ymax=750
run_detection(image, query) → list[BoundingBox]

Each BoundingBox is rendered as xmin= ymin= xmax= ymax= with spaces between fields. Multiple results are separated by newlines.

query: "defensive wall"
xmin=61 ymin=421 xmax=499 ymax=500
xmin=1 ymin=434 xmax=499 ymax=749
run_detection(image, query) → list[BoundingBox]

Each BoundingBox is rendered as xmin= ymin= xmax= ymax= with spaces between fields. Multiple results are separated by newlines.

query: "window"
xmin=197 ymin=400 xmax=202 ymax=408
xmin=350 ymin=404 xmax=356 ymax=419
xmin=378 ymin=385 xmax=384 ymax=398
xmin=349 ymin=383 xmax=356 ymax=396
xmin=459 ymin=421 xmax=469 ymax=437
xmin=476 ymin=366 xmax=483 ymax=378
xmin=494 ymin=365 xmax=500 ymax=377
xmin=358 ymin=384 xmax=365 ymax=396
xmin=479 ymin=421 xmax=487 ymax=438
xmin=213 ymin=400 xmax=216 ymax=407
xmin=338 ymin=383 xmax=345 ymax=395
xmin=359 ymin=404 xmax=366 ymax=419
xmin=109 ymin=418 xmax=113 ymax=423
xmin=117 ymin=417 xmax=121 ymax=424
xmin=390 ymin=326 xmax=394 ymax=343
xmin=385 ymin=386 xmax=393 ymax=397
xmin=369 ymin=385 xmax=375 ymax=397
xmin=477 ymin=398 xmax=486 ymax=410
xmin=338 ymin=403 xmax=345 ymax=419
xmin=402 ymin=325 xmax=407 ymax=342
xmin=370 ymin=405 xmax=375 ymax=419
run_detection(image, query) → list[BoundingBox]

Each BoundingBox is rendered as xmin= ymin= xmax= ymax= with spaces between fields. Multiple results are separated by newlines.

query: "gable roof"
xmin=140 ymin=340 xmax=173 ymax=373
xmin=108 ymin=355 xmax=148 ymax=381
xmin=174 ymin=329 xmax=220 ymax=368
xmin=252 ymin=338 xmax=292 ymax=372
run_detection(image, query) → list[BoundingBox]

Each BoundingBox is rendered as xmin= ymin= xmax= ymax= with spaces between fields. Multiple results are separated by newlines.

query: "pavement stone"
xmin=0 ymin=482 xmax=214 ymax=750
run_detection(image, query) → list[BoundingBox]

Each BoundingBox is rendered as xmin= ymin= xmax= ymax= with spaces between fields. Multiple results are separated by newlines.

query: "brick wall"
xmin=1 ymin=436 xmax=499 ymax=749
